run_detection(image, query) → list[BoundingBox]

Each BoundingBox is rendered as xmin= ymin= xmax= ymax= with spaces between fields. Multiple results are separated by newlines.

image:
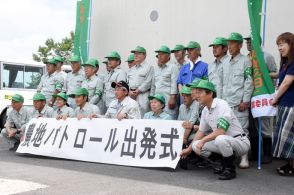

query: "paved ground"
xmin=0 ymin=141 xmax=292 ymax=195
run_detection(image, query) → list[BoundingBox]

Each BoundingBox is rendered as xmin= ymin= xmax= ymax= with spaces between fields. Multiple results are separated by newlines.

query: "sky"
xmin=0 ymin=0 xmax=76 ymax=63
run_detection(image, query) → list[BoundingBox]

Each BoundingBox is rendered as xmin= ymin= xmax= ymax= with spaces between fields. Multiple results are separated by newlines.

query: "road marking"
xmin=0 ymin=178 xmax=47 ymax=195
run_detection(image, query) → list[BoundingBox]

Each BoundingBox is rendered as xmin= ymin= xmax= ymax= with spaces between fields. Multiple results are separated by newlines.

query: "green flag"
xmin=73 ymin=0 xmax=90 ymax=64
xmin=247 ymin=0 xmax=276 ymax=117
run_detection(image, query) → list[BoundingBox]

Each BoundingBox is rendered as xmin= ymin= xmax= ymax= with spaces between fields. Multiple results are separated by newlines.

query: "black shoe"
xmin=212 ymin=157 xmax=224 ymax=175
xmin=9 ymin=141 xmax=19 ymax=151
xmin=219 ymin=168 xmax=236 ymax=180
xmin=262 ymin=137 xmax=272 ymax=164
xmin=218 ymin=155 xmax=236 ymax=180
xmin=213 ymin=166 xmax=224 ymax=175
xmin=179 ymin=158 xmax=188 ymax=170
xmin=196 ymin=159 xmax=211 ymax=168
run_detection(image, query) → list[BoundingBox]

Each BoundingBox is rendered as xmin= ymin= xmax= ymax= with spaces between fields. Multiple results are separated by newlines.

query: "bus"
xmin=0 ymin=61 xmax=72 ymax=129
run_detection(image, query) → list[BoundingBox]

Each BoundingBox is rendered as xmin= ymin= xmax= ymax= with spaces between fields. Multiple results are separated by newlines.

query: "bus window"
xmin=2 ymin=64 xmax=24 ymax=88
xmin=24 ymin=66 xmax=43 ymax=89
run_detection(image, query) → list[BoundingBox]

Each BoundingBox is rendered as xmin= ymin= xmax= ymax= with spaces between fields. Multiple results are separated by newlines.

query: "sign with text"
xmin=17 ymin=118 xmax=184 ymax=169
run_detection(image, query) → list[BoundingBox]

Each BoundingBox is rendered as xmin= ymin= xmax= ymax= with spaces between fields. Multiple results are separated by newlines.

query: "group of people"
xmin=1 ymin=31 xmax=293 ymax=180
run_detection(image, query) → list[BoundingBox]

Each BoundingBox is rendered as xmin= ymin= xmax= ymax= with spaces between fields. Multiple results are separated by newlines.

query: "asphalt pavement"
xmin=0 ymin=141 xmax=292 ymax=195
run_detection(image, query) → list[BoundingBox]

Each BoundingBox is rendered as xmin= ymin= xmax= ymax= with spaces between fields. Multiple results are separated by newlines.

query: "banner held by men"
xmin=17 ymin=118 xmax=184 ymax=169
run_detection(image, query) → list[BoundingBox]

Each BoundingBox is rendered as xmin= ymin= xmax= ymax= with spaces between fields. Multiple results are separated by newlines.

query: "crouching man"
xmin=1 ymin=94 xmax=30 ymax=151
xmin=73 ymin=88 xmax=100 ymax=119
xmin=181 ymin=80 xmax=250 ymax=180
xmin=97 ymin=81 xmax=141 ymax=120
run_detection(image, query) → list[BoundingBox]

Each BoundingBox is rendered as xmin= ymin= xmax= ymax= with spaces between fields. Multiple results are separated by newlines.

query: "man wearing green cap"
xmin=171 ymin=44 xmax=188 ymax=70
xmin=144 ymin=94 xmax=172 ymax=120
xmin=177 ymin=41 xmax=208 ymax=95
xmin=126 ymin=53 xmax=136 ymax=69
xmin=74 ymin=88 xmax=101 ymax=119
xmin=31 ymin=92 xmax=54 ymax=118
xmin=37 ymin=58 xmax=64 ymax=107
xmin=128 ymin=46 xmax=154 ymax=117
xmin=151 ymin=45 xmax=179 ymax=119
xmin=104 ymin=51 xmax=127 ymax=109
xmin=220 ymin=32 xmax=254 ymax=168
xmin=54 ymin=55 xmax=67 ymax=80
xmin=97 ymin=60 xmax=111 ymax=114
xmin=208 ymin=37 xmax=230 ymax=98
xmin=81 ymin=58 xmax=104 ymax=112
xmin=178 ymin=86 xmax=200 ymax=145
xmin=64 ymin=55 xmax=85 ymax=109
xmin=1 ymin=94 xmax=30 ymax=151
xmin=181 ymin=80 xmax=250 ymax=180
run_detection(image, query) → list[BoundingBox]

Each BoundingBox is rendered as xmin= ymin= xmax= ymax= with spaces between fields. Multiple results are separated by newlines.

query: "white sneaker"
xmin=239 ymin=153 xmax=249 ymax=169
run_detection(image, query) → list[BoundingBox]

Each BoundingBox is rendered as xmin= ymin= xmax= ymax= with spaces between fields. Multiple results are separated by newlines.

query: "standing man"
xmin=64 ymin=55 xmax=85 ymax=109
xmin=54 ymin=55 xmax=67 ymax=80
xmin=221 ymin=32 xmax=254 ymax=168
xmin=37 ymin=58 xmax=64 ymax=107
xmin=128 ymin=46 xmax=154 ymax=117
xmin=1 ymin=94 xmax=30 ymax=151
xmin=208 ymin=37 xmax=230 ymax=98
xmin=126 ymin=53 xmax=136 ymax=69
xmin=181 ymin=80 xmax=250 ymax=180
xmin=151 ymin=45 xmax=179 ymax=119
xmin=244 ymin=36 xmax=277 ymax=163
xmin=98 ymin=60 xmax=111 ymax=114
xmin=171 ymin=44 xmax=188 ymax=70
xmin=177 ymin=41 xmax=208 ymax=94
xmin=104 ymin=51 xmax=127 ymax=109
xmin=81 ymin=58 xmax=104 ymax=111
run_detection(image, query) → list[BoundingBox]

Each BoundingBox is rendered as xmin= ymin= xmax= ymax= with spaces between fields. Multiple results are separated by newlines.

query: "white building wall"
xmin=89 ymin=0 xmax=294 ymax=71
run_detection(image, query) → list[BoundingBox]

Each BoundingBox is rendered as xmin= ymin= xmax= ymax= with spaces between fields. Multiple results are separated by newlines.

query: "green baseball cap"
xmin=126 ymin=53 xmax=135 ymax=62
xmin=185 ymin=41 xmax=201 ymax=49
xmin=54 ymin=83 xmax=63 ymax=91
xmin=209 ymin=37 xmax=228 ymax=47
xmin=186 ymin=78 xmax=202 ymax=88
xmin=83 ymin=58 xmax=97 ymax=67
xmin=196 ymin=80 xmax=216 ymax=93
xmin=105 ymin=51 xmax=121 ymax=60
xmin=45 ymin=58 xmax=57 ymax=65
xmin=11 ymin=94 xmax=24 ymax=103
xmin=74 ymin=88 xmax=89 ymax=96
xmin=171 ymin=44 xmax=185 ymax=53
xmin=69 ymin=55 xmax=81 ymax=62
xmin=181 ymin=86 xmax=192 ymax=95
xmin=155 ymin=45 xmax=171 ymax=54
xmin=54 ymin=55 xmax=64 ymax=63
xmin=33 ymin=93 xmax=46 ymax=101
xmin=226 ymin=32 xmax=243 ymax=43
xmin=131 ymin=46 xmax=146 ymax=54
xmin=148 ymin=94 xmax=166 ymax=105
xmin=53 ymin=92 xmax=68 ymax=101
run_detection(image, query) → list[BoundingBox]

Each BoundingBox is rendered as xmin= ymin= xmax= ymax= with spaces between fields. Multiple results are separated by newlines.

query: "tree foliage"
xmin=32 ymin=31 xmax=74 ymax=64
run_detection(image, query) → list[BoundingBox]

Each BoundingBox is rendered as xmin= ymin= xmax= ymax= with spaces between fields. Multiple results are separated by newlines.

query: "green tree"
xmin=32 ymin=31 xmax=74 ymax=64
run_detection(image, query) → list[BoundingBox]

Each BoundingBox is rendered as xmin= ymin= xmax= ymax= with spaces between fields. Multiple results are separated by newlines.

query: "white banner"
xmin=17 ymin=118 xmax=184 ymax=169
xmin=251 ymin=93 xmax=277 ymax=118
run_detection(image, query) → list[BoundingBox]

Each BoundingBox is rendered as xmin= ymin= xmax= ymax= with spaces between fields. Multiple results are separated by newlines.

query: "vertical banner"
xmin=247 ymin=0 xmax=277 ymax=118
xmin=17 ymin=118 xmax=184 ymax=169
xmin=73 ymin=0 xmax=90 ymax=63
